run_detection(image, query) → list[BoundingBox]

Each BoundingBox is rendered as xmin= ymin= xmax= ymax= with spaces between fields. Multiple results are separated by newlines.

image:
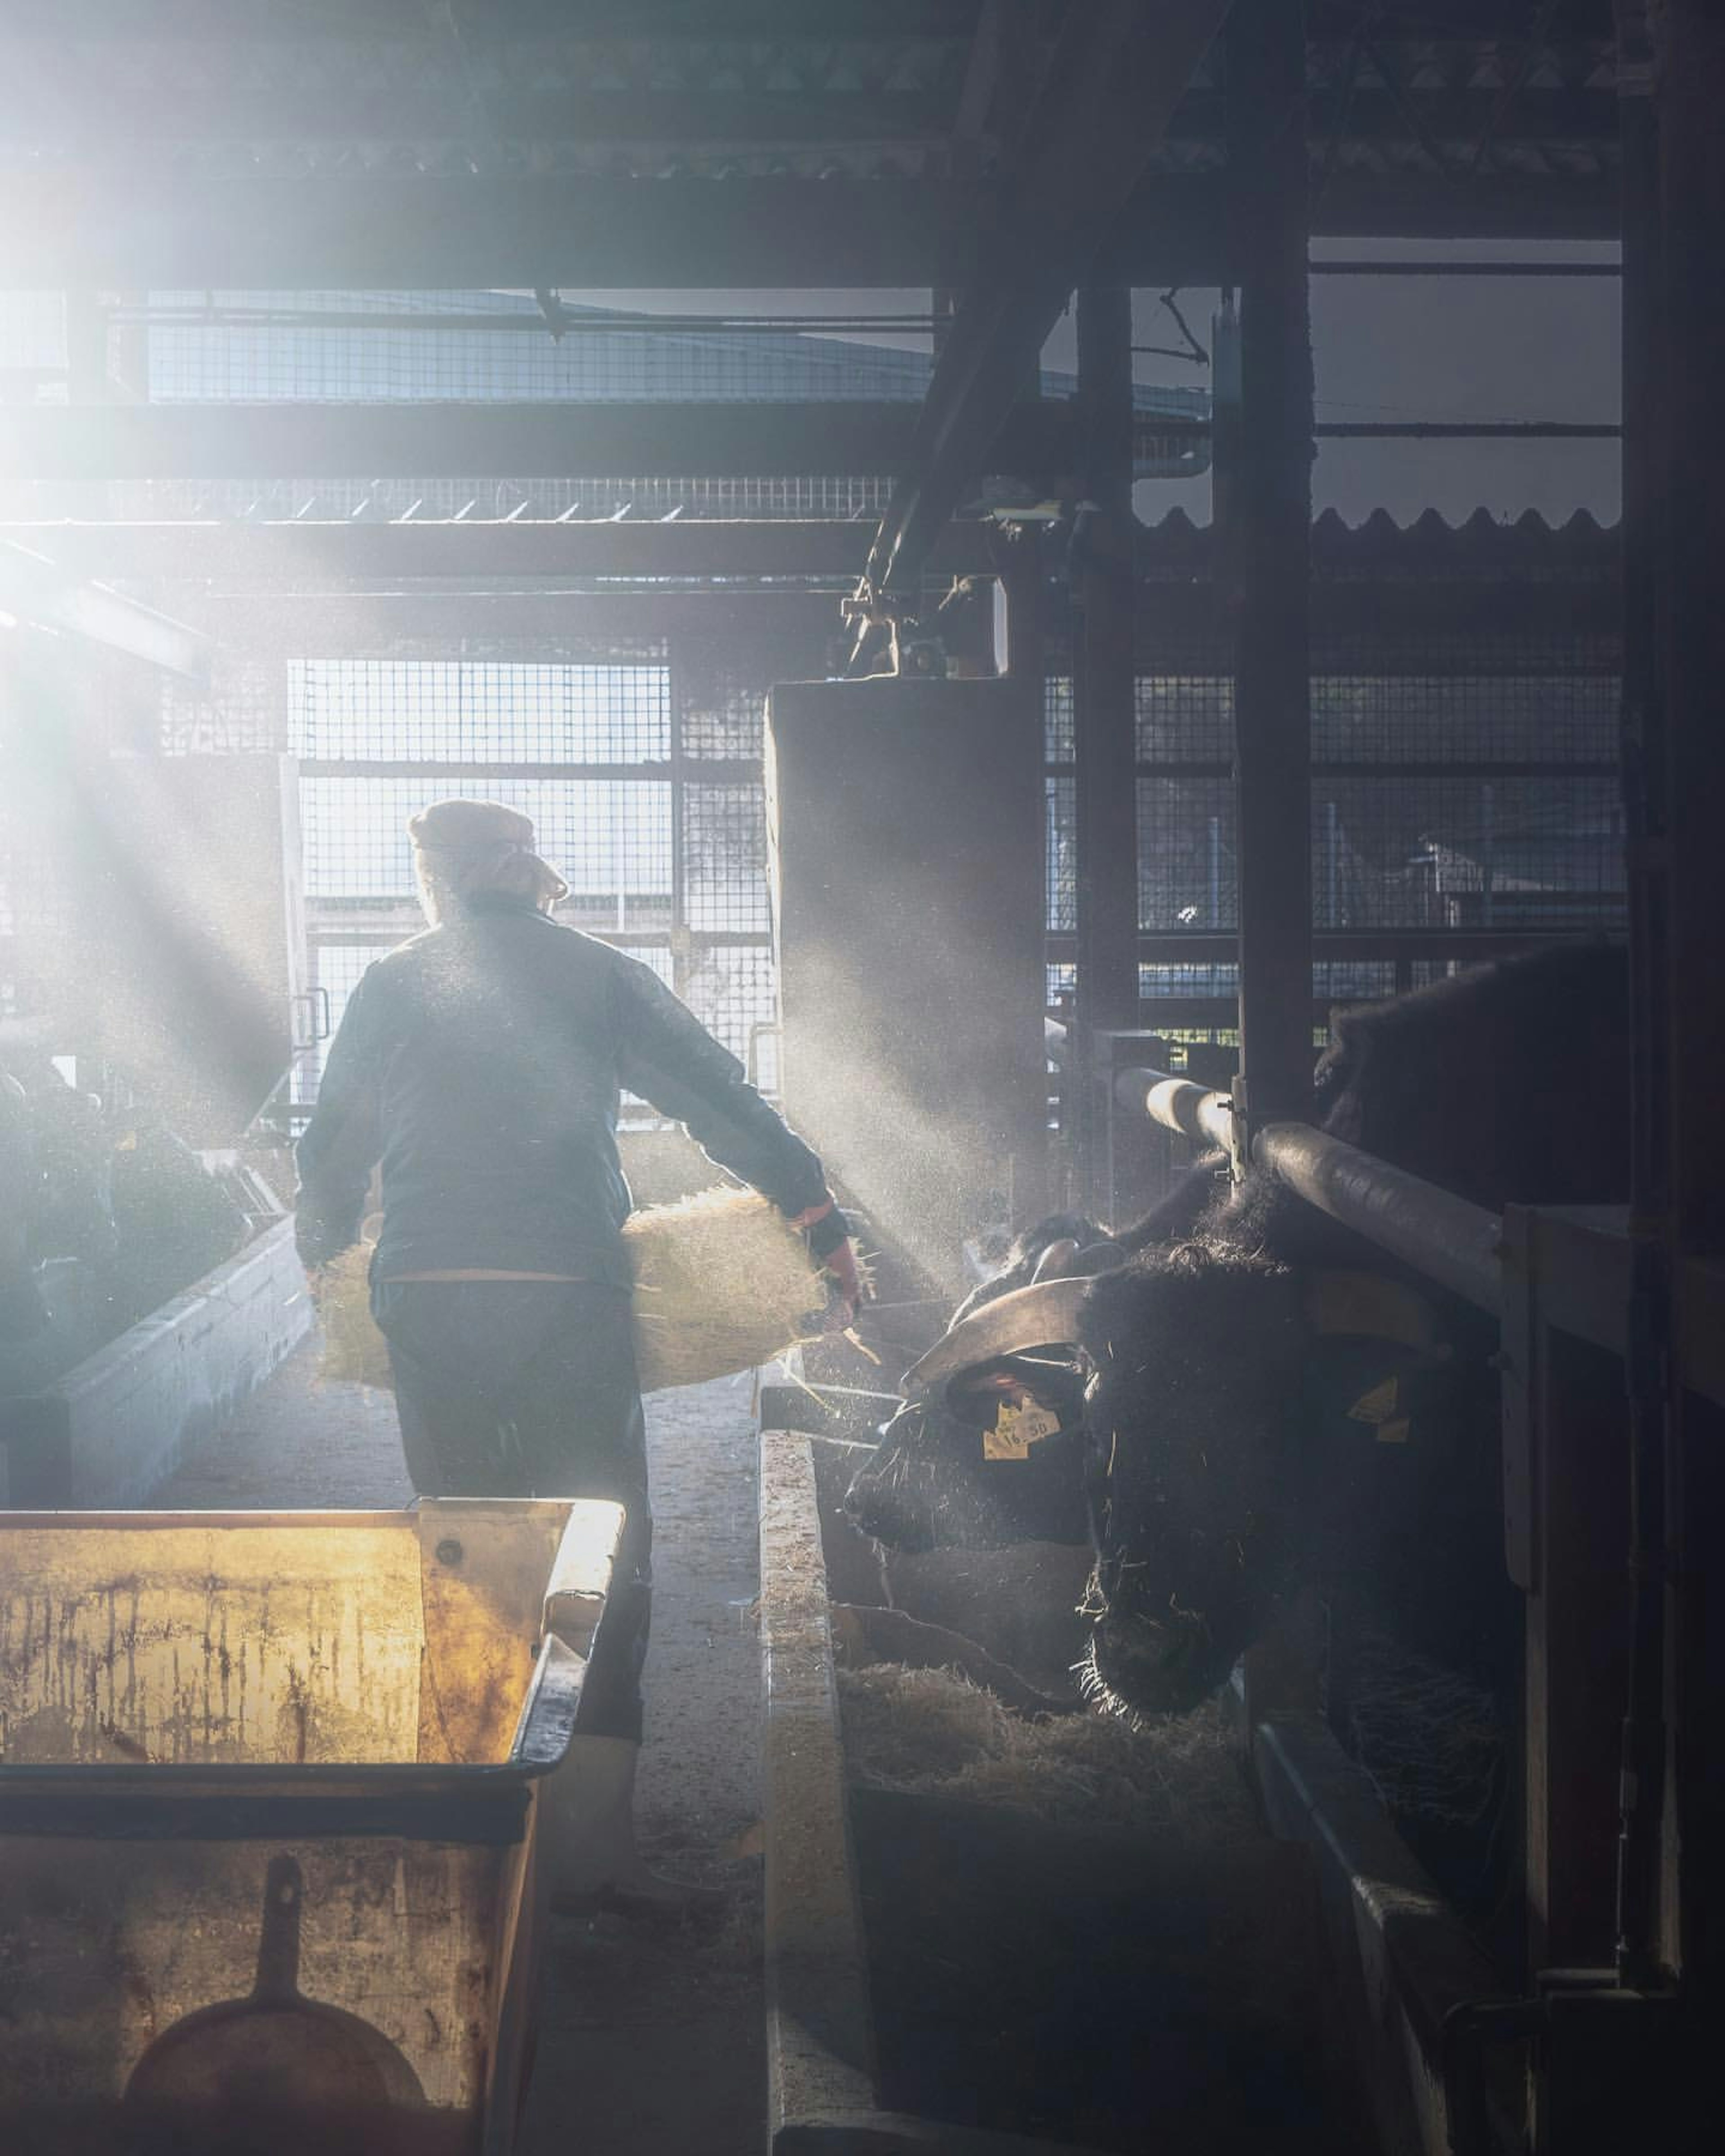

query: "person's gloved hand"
xmin=795 ymin=1198 xmax=862 ymax=1330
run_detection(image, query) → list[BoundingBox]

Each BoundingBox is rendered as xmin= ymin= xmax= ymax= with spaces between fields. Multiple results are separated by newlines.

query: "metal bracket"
xmin=1443 ymin=1975 xmax=1685 ymax=2156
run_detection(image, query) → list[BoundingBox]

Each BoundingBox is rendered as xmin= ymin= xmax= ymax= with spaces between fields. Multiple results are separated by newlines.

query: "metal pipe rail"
xmin=1114 ymin=1066 xmax=1237 ymax=1155
xmin=1115 ymin=1065 xmax=1504 ymax=1314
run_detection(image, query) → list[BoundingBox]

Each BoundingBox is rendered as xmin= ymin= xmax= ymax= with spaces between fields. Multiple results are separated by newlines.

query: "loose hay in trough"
xmin=837 ymin=1661 xmax=1261 ymax=1848
xmin=312 ymin=1187 xmax=828 ymax=1394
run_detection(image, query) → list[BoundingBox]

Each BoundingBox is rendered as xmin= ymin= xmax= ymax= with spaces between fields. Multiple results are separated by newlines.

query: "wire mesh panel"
xmin=1044 ymin=676 xmax=1076 ymax=763
xmin=289 ymin=649 xmax=781 ymax=1105
xmin=1311 ymin=672 xmax=1618 ymax=765
xmin=682 ymin=786 xmax=770 ymax=934
xmin=301 ymin=774 xmax=674 ymax=926
xmin=291 ymin=660 xmax=670 ymax=763
xmin=1311 ymin=775 xmax=1627 ymax=930
xmin=684 ymin=945 xmax=778 ymax=1076
xmin=137 ymin=290 xmax=933 ymax=406
xmin=1048 ymin=539 xmax=1625 ymax=1055
xmin=1312 ymin=961 xmax=1398 ymax=1004
xmin=1136 ymin=674 xmax=1234 ymax=762
xmin=161 ymin=657 xmax=287 ymax=755
xmin=682 ymin=671 xmax=767 ymax=761
xmin=1045 ymin=776 xmax=1077 ymax=935
xmin=1140 ymin=962 xmax=1240 ymax=1002
xmin=1138 ymin=776 xmax=1237 ymax=931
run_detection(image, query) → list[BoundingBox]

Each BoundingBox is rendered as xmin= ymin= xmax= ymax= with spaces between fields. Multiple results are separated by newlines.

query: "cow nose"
xmin=1091 ymin=1608 xmax=1213 ymax=1717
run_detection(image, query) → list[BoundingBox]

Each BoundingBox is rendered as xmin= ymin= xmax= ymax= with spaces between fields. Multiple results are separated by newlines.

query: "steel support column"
xmin=1645 ymin=0 xmax=1725 ymax=2001
xmin=1227 ymin=0 xmax=1314 ymax=1149
xmin=1072 ymin=285 xmax=1140 ymax=1212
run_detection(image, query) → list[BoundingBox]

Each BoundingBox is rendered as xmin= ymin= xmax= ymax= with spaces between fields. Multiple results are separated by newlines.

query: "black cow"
xmin=845 ymin=1161 xmax=1225 ymax=1552
xmin=1082 ymin=940 xmax=1631 ymax=1719
xmin=848 ymin=943 xmax=1631 ymax=1716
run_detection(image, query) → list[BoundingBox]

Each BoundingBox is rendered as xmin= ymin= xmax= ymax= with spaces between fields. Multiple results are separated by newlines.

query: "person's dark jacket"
xmin=295 ymin=897 xmax=830 ymax=1286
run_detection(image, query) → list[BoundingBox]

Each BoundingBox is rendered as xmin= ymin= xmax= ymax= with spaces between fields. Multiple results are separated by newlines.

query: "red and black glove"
xmin=794 ymin=1198 xmax=862 ymax=1330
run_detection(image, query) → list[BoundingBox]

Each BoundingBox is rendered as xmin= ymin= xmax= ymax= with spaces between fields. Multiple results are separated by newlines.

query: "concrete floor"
xmin=150 ymin=1341 xmax=769 ymax=2156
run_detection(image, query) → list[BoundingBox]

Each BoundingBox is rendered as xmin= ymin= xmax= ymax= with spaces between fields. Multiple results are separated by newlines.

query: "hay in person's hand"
xmin=314 ymin=1186 xmax=829 ymax=1393
xmin=310 ymin=1242 xmax=393 ymax=1389
xmin=626 ymin=1187 xmax=828 ymax=1390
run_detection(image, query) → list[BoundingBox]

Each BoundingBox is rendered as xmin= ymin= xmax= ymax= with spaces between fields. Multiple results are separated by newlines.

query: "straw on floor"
xmin=836 ymin=1661 xmax=1261 ymax=1847
xmin=312 ymin=1186 xmax=829 ymax=1394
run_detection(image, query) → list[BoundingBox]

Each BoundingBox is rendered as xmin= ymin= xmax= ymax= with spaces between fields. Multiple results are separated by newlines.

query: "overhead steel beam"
xmin=0 ymin=401 xmax=1073 ymax=485
xmin=0 ymin=168 xmax=1617 ymax=291
xmin=860 ymin=0 xmax=1229 ymax=603
xmin=0 ymin=174 xmax=991 ymax=290
xmin=167 ymin=590 xmax=841 ymax=650
xmin=34 ymin=0 xmax=983 ymax=33
xmin=3 ymin=83 xmax=1619 ymax=153
xmin=1194 ymin=85 xmax=1619 ymax=143
xmin=0 ymin=520 xmax=1000 ymax=586
xmin=0 ymin=540 xmax=209 ymax=680
xmin=0 ymin=88 xmax=962 ymax=149
xmin=1294 ymin=168 xmax=1618 ymax=240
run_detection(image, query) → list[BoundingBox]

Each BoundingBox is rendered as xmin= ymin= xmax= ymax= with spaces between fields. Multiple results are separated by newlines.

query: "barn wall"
xmin=768 ymin=676 xmax=1045 ymax=1298
xmin=67 ymin=751 xmax=299 ymax=1141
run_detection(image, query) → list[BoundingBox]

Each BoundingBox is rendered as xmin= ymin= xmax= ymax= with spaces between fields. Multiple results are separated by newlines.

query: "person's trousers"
xmin=371 ymin=1279 xmax=650 ymax=1741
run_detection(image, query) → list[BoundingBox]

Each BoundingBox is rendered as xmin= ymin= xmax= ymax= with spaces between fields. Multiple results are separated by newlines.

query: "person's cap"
xmin=406 ymin=798 xmax=535 ymax=853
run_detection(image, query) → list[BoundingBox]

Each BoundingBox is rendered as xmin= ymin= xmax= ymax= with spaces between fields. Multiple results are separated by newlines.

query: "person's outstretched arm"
xmin=610 ymin=954 xmax=861 ymax=1315
xmin=294 ymin=971 xmax=385 ymax=1269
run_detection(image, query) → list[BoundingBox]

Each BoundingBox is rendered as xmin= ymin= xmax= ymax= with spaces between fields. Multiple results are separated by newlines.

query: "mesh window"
xmin=301 ymin=775 xmax=673 ymax=927
xmin=1046 ymin=777 xmax=1076 ymax=934
xmin=1311 ymin=776 xmax=1626 ymax=930
xmin=138 ymin=289 xmax=933 ymax=406
xmin=1136 ymin=675 xmax=1234 ymax=762
xmin=684 ymin=945 xmax=778 ymax=1076
xmin=1140 ymin=963 xmax=1240 ymax=1001
xmin=683 ymin=785 xmax=771 ymax=934
xmin=291 ymin=660 xmax=670 ymax=764
xmin=1045 ymin=677 xmax=1075 ymax=763
xmin=161 ymin=658 xmax=286 ymax=756
xmin=1311 ymin=674 xmax=1618 ymax=766
xmin=683 ymin=672 xmax=766 ymax=761
xmin=1313 ymin=961 xmax=1398 ymax=1005
xmin=1138 ymin=777 xmax=1237 ymax=931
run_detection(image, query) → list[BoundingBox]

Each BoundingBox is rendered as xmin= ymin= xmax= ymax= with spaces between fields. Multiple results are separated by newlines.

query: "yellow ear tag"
xmin=984 ymin=1399 xmax=1061 ymax=1462
xmin=1347 ymin=1374 xmax=1411 ymax=1443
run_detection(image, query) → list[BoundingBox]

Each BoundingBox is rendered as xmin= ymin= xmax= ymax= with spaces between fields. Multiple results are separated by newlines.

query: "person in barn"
xmin=295 ymin=797 xmax=859 ymax=1913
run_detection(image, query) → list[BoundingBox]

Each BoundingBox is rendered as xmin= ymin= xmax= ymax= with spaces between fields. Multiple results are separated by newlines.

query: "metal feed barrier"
xmin=1114 ymin=1067 xmax=1504 ymax=1316
xmin=759 ymin=1416 xmax=1097 ymax=2156
xmin=1114 ymin=1066 xmax=1717 ymax=2156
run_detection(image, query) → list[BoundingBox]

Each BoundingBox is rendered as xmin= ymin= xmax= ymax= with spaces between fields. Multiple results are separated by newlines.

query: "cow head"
xmin=1076 ymin=1242 xmax=1309 ymax=1719
xmin=842 ymin=1350 xmax=1092 ymax=1552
